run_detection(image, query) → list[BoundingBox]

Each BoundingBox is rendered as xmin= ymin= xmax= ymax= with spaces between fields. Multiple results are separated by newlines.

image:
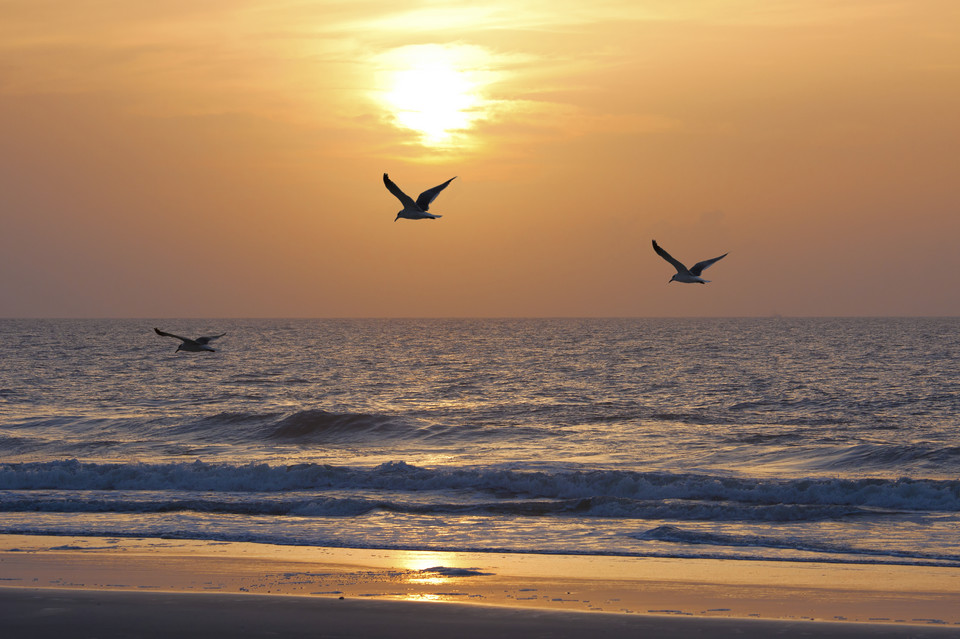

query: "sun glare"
xmin=377 ymin=44 xmax=492 ymax=147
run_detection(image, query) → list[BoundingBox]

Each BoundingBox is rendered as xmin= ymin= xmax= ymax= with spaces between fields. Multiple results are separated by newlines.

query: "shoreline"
xmin=2 ymin=534 xmax=959 ymax=636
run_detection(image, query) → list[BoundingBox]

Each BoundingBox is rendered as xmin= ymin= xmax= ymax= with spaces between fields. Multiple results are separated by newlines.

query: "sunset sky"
xmin=1 ymin=0 xmax=958 ymax=317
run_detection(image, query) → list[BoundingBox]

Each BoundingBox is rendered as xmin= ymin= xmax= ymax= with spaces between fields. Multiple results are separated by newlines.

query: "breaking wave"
xmin=2 ymin=460 xmax=958 ymax=512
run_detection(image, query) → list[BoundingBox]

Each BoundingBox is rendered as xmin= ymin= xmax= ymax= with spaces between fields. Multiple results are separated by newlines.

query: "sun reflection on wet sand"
xmin=397 ymin=550 xmax=459 ymax=573
xmin=396 ymin=551 xmax=479 ymax=590
xmin=404 ymin=592 xmax=445 ymax=601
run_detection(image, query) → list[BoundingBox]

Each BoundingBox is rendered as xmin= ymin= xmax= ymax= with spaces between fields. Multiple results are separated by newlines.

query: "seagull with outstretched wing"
xmin=383 ymin=173 xmax=456 ymax=221
xmin=652 ymin=240 xmax=728 ymax=284
xmin=154 ymin=328 xmax=226 ymax=353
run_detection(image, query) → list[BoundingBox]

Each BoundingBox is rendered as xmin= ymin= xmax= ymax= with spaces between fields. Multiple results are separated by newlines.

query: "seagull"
xmin=154 ymin=328 xmax=226 ymax=353
xmin=652 ymin=240 xmax=728 ymax=284
xmin=383 ymin=173 xmax=456 ymax=221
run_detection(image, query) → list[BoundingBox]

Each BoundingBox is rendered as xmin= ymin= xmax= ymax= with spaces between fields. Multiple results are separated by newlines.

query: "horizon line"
xmin=2 ymin=315 xmax=959 ymax=321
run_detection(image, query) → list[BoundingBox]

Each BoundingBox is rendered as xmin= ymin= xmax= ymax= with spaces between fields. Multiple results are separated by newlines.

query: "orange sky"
xmin=1 ymin=0 xmax=958 ymax=317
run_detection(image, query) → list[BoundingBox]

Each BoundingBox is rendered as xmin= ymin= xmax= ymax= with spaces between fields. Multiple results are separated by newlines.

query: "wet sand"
xmin=1 ymin=535 xmax=959 ymax=637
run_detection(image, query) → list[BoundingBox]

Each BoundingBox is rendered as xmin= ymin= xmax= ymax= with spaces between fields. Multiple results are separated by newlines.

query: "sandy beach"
xmin=2 ymin=534 xmax=958 ymax=637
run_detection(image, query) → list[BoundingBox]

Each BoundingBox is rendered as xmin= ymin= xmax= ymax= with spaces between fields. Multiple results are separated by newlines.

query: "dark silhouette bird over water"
xmin=154 ymin=328 xmax=226 ymax=353
xmin=383 ymin=173 xmax=456 ymax=221
xmin=652 ymin=240 xmax=728 ymax=284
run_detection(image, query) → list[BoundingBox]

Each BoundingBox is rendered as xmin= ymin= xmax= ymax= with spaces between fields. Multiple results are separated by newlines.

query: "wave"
xmin=263 ymin=409 xmax=412 ymax=441
xmin=171 ymin=409 xmax=420 ymax=443
xmin=634 ymin=524 xmax=960 ymax=564
xmin=2 ymin=460 xmax=958 ymax=512
xmin=801 ymin=443 xmax=960 ymax=471
xmin=724 ymin=442 xmax=960 ymax=474
xmin=2 ymin=409 xmax=443 ymax=449
xmin=0 ymin=492 xmax=885 ymax=522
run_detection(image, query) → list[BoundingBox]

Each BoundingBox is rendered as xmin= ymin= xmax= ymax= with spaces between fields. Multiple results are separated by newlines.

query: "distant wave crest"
xmin=265 ymin=409 xmax=409 ymax=441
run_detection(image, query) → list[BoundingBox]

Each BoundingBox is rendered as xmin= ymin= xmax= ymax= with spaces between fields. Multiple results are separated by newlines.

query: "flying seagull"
xmin=154 ymin=328 xmax=226 ymax=353
xmin=383 ymin=173 xmax=456 ymax=221
xmin=652 ymin=240 xmax=728 ymax=284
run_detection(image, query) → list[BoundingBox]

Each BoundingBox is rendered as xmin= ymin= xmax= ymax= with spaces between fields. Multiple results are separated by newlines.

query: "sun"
xmin=377 ymin=44 xmax=490 ymax=147
xmin=386 ymin=63 xmax=476 ymax=144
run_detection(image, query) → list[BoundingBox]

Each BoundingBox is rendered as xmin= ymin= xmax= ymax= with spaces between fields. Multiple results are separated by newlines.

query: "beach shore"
xmin=2 ymin=534 xmax=958 ymax=637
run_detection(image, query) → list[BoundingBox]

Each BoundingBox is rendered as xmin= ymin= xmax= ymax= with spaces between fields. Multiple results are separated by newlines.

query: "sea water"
xmin=1 ymin=318 xmax=958 ymax=566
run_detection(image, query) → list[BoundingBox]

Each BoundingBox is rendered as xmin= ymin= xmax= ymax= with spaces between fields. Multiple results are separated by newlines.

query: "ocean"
xmin=1 ymin=318 xmax=959 ymax=566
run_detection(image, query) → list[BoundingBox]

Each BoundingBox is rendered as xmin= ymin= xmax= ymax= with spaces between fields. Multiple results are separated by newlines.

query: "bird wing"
xmin=383 ymin=173 xmax=419 ymax=210
xmin=154 ymin=327 xmax=190 ymax=342
xmin=689 ymin=253 xmax=728 ymax=276
xmin=415 ymin=177 xmax=456 ymax=212
xmin=651 ymin=240 xmax=689 ymax=274
xmin=195 ymin=333 xmax=226 ymax=345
